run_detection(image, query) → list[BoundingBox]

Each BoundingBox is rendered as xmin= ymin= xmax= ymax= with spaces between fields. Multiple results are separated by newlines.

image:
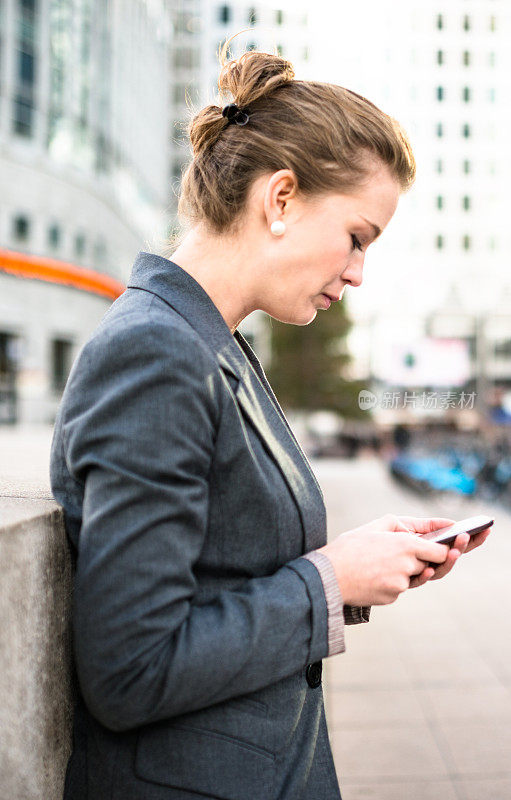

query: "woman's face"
xmin=256 ymin=163 xmax=401 ymax=325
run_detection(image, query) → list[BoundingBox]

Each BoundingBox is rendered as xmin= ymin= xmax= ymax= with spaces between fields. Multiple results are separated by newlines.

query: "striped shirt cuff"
xmin=301 ymin=550 xmax=346 ymax=656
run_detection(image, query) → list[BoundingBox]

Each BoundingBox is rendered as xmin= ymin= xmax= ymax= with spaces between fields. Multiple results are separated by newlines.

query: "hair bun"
xmin=218 ymin=45 xmax=295 ymax=107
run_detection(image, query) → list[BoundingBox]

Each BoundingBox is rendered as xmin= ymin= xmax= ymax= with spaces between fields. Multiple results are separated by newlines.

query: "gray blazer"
xmin=50 ymin=250 xmax=343 ymax=800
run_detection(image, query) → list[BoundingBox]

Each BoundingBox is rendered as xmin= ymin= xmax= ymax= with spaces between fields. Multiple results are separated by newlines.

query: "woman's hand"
xmin=316 ymin=514 xmax=453 ymax=606
xmin=398 ymin=516 xmax=465 ymax=588
xmin=407 ymin=516 xmax=493 ymax=586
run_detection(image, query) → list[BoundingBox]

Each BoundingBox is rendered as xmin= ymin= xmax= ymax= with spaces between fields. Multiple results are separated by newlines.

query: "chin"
xmin=273 ymin=309 xmax=317 ymax=326
xmin=266 ymin=299 xmax=318 ymax=326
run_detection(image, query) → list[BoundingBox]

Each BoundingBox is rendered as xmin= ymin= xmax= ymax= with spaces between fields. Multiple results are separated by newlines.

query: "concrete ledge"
xmin=0 ymin=497 xmax=73 ymax=800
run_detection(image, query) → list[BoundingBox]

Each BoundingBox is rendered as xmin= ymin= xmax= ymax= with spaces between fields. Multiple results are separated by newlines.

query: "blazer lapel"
xmin=127 ymin=251 xmax=327 ymax=553
xmin=232 ymin=328 xmax=326 ymax=504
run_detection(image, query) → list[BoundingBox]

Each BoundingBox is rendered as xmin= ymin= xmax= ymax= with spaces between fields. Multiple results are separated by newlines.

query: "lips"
xmin=323 ymin=293 xmax=340 ymax=302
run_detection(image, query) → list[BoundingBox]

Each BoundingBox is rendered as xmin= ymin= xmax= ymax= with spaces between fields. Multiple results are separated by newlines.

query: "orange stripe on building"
xmin=0 ymin=248 xmax=125 ymax=301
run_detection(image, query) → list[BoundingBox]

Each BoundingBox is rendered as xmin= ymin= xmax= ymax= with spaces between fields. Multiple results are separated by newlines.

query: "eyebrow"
xmin=360 ymin=216 xmax=382 ymax=239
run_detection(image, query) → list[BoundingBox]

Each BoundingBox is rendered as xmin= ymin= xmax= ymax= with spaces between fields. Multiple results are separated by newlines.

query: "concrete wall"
xmin=0 ymin=497 xmax=74 ymax=800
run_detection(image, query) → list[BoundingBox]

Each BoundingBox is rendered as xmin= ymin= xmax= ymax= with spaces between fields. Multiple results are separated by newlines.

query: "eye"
xmin=351 ymin=234 xmax=363 ymax=252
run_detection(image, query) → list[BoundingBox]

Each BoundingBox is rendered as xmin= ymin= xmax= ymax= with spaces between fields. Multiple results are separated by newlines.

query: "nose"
xmin=341 ymin=253 xmax=364 ymax=288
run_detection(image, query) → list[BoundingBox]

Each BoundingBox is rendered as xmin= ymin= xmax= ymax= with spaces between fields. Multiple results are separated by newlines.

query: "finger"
xmin=379 ymin=514 xmax=416 ymax=532
xmin=465 ymin=526 xmax=492 ymax=553
xmin=452 ymin=533 xmax=470 ymax=554
xmin=429 ymin=548 xmax=461 ymax=580
xmin=414 ymin=539 xmax=449 ymax=564
xmin=410 ymin=566 xmax=436 ymax=588
xmin=398 ymin=516 xmax=456 ymax=535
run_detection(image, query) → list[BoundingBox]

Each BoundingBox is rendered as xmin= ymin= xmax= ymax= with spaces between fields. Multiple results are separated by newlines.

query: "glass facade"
xmin=13 ymin=0 xmax=37 ymax=136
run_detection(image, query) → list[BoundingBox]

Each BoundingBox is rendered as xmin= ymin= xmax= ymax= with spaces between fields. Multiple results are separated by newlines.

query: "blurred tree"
xmin=266 ymin=301 xmax=367 ymax=418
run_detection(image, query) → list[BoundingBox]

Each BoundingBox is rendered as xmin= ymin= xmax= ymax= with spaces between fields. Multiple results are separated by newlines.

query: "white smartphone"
xmin=420 ymin=514 xmax=494 ymax=546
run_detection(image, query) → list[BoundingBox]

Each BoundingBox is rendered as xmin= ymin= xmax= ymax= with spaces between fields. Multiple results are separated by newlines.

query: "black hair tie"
xmin=222 ymin=103 xmax=250 ymax=126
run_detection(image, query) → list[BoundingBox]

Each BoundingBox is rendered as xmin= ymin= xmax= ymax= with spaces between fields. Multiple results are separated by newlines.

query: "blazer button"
xmin=306 ymin=661 xmax=322 ymax=688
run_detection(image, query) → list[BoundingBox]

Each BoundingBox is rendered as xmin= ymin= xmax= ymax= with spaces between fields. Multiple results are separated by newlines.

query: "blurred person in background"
xmin=50 ymin=40 xmax=491 ymax=800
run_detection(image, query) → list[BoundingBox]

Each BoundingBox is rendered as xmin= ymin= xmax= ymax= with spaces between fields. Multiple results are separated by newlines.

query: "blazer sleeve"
xmin=61 ymin=318 xmax=330 ymax=732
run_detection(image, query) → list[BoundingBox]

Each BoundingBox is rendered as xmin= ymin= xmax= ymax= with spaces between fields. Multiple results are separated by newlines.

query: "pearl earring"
xmin=270 ymin=220 xmax=286 ymax=236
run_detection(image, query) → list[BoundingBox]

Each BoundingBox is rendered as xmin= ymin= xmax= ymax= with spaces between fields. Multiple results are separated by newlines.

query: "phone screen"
xmin=421 ymin=515 xmax=494 ymax=545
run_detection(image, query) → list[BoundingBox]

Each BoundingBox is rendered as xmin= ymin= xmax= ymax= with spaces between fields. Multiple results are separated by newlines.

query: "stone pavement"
xmin=1 ymin=427 xmax=509 ymax=799
xmin=0 ymin=424 xmax=53 ymax=499
xmin=313 ymin=455 xmax=511 ymax=800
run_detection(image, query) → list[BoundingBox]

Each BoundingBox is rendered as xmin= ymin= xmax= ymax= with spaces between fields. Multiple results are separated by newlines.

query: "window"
xmin=94 ymin=132 xmax=110 ymax=174
xmin=74 ymin=232 xmax=86 ymax=258
xmin=462 ymin=195 xmax=471 ymax=211
xmin=13 ymin=214 xmax=30 ymax=241
xmin=173 ymin=84 xmax=186 ymax=104
xmin=437 ymin=50 xmax=444 ymax=65
xmin=171 ymin=159 xmax=184 ymax=181
xmin=218 ymin=4 xmax=231 ymax=24
xmin=93 ymin=237 xmax=107 ymax=267
xmin=463 ymin=15 xmax=471 ymax=31
xmin=462 ymin=235 xmax=471 ymax=250
xmin=462 ymin=123 xmax=471 ymax=138
xmin=488 ymin=51 xmax=496 ymax=67
xmin=247 ymin=41 xmax=257 ymax=51
xmin=173 ymin=48 xmax=199 ymax=69
xmin=494 ymin=340 xmax=511 ymax=358
xmin=436 ymin=122 xmax=444 ymax=137
xmin=0 ymin=333 xmax=17 ymax=379
xmin=436 ymin=234 xmax=444 ymax=249
xmin=174 ymin=11 xmax=197 ymax=34
xmin=462 ymin=50 xmax=471 ymax=67
xmin=19 ymin=50 xmax=34 ymax=84
xmin=276 ymin=43 xmax=284 ymax=56
xmin=489 ymin=15 xmax=497 ymax=32
xmin=48 ymin=223 xmax=60 ymax=248
xmin=172 ymin=82 xmax=198 ymax=105
xmin=276 ymin=9 xmax=284 ymax=25
xmin=465 ymin=336 xmax=477 ymax=360
xmin=0 ymin=332 xmax=18 ymax=423
xmin=436 ymin=195 xmax=444 ymax=210
xmin=436 ymin=86 xmax=444 ymax=101
xmin=13 ymin=94 xmax=33 ymax=136
xmin=436 ymin=158 xmax=444 ymax=174
xmin=247 ymin=6 xmax=256 ymax=24
xmin=488 ymin=87 xmax=496 ymax=103
xmin=51 ymin=339 xmax=73 ymax=392
xmin=171 ymin=118 xmax=187 ymax=143
xmin=436 ymin=14 xmax=443 ymax=30
xmin=463 ymin=159 xmax=471 ymax=174
xmin=462 ymin=86 xmax=471 ymax=102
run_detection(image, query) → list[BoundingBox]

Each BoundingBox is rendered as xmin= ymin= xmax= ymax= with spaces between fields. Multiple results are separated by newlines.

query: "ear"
xmin=263 ymin=169 xmax=299 ymax=225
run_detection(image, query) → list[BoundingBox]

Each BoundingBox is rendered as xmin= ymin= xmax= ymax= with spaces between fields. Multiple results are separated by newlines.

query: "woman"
xmin=50 ymin=46 xmax=490 ymax=800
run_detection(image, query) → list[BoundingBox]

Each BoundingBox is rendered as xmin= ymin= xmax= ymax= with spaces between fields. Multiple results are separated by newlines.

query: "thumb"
xmin=397 ymin=516 xmax=456 ymax=535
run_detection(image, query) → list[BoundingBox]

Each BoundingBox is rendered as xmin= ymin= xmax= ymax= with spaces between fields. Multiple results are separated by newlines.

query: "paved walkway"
xmin=314 ymin=456 xmax=511 ymax=800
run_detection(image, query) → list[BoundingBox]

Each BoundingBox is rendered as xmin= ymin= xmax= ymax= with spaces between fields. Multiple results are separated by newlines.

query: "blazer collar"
xmin=127 ymin=250 xmax=249 ymax=382
xmin=126 ymin=250 xmax=327 ymax=552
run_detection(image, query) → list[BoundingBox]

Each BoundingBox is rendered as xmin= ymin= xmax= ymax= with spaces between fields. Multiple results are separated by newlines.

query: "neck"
xmin=168 ymin=225 xmax=259 ymax=335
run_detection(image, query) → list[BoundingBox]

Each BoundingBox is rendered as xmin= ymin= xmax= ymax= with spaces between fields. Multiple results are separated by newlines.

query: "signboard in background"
xmin=375 ymin=338 xmax=471 ymax=387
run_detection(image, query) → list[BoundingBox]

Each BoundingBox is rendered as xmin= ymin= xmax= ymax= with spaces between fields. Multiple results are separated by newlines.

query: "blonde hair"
xmin=175 ymin=36 xmax=415 ymax=239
